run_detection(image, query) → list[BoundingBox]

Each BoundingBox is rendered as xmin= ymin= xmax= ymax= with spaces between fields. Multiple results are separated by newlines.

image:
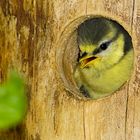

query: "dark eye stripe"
xmin=92 ymin=48 xmax=101 ymax=55
xmin=92 ymin=32 xmax=120 ymax=55
xmin=92 ymin=41 xmax=111 ymax=55
xmin=80 ymin=52 xmax=87 ymax=58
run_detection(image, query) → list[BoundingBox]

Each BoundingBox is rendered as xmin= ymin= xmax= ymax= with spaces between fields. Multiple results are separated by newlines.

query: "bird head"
xmin=78 ymin=18 xmax=131 ymax=71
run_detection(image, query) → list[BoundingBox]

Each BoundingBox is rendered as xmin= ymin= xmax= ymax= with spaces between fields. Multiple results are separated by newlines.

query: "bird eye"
xmin=99 ymin=41 xmax=110 ymax=50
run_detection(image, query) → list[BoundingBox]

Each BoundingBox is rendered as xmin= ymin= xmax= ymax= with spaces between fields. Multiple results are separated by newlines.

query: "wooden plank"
xmin=82 ymin=0 xmax=134 ymax=140
xmin=126 ymin=0 xmax=140 ymax=139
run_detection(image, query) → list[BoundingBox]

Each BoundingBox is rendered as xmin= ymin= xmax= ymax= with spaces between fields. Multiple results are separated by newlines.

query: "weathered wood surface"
xmin=0 ymin=0 xmax=140 ymax=140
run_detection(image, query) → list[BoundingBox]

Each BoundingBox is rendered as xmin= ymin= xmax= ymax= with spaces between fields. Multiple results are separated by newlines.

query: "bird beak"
xmin=80 ymin=55 xmax=98 ymax=68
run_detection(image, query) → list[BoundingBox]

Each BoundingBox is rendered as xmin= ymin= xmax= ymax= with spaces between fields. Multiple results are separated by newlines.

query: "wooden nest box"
xmin=0 ymin=0 xmax=139 ymax=140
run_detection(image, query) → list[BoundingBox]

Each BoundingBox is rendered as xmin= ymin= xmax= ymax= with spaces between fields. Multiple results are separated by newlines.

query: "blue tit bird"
xmin=74 ymin=18 xmax=134 ymax=99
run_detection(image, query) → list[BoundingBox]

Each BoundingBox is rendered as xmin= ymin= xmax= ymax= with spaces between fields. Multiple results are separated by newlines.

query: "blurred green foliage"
xmin=0 ymin=71 xmax=27 ymax=130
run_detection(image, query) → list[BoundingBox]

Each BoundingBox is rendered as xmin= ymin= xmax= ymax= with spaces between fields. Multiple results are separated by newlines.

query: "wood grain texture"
xmin=0 ymin=0 xmax=139 ymax=140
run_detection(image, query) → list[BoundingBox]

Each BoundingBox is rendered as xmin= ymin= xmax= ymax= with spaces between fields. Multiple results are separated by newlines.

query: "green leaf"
xmin=0 ymin=71 xmax=27 ymax=130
